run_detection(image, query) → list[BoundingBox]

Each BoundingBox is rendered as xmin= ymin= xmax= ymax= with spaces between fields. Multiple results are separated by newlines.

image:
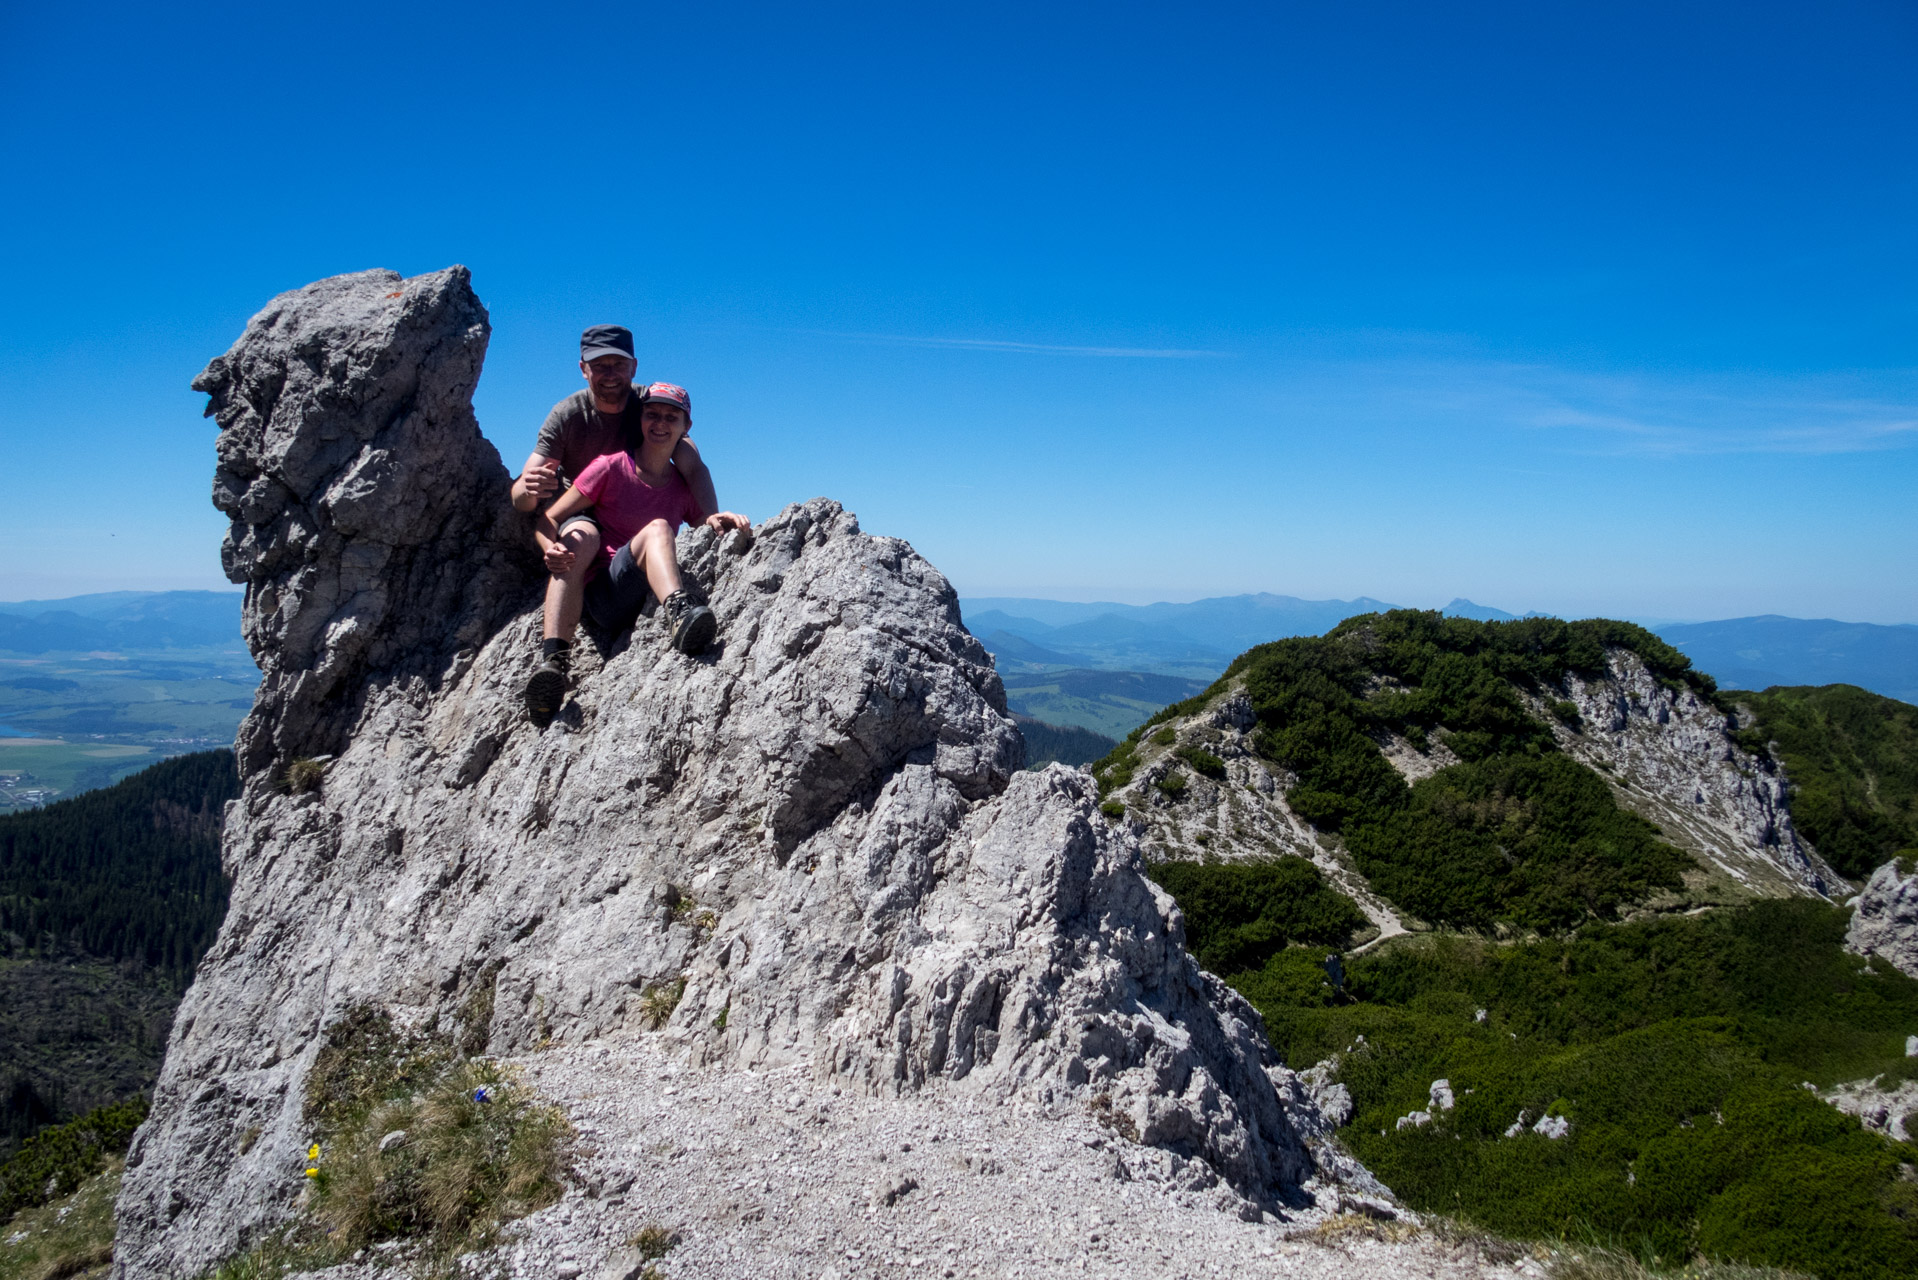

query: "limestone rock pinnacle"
xmin=113 ymin=269 xmax=1333 ymax=1277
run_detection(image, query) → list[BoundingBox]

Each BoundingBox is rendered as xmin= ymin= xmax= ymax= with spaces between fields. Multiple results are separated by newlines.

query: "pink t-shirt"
xmin=574 ymin=452 xmax=708 ymax=571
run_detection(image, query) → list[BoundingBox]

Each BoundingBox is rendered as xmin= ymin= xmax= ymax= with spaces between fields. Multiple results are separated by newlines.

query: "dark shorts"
xmin=584 ymin=543 xmax=653 ymax=634
xmin=557 ymin=512 xmax=599 ymax=538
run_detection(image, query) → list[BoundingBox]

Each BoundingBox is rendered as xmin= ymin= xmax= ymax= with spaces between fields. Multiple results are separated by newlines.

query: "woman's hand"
xmin=704 ymin=512 xmax=750 ymax=533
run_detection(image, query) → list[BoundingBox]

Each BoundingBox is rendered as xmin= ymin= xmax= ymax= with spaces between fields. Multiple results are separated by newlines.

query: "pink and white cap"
xmin=642 ymin=382 xmax=692 ymax=416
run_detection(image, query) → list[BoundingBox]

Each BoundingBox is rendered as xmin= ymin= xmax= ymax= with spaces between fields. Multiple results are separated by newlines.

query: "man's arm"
xmin=672 ymin=436 xmax=719 ymax=519
xmin=512 ymin=451 xmax=561 ymax=513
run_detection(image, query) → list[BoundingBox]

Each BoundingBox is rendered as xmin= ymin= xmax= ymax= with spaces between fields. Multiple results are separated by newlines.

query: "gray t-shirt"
xmin=529 ymin=388 xmax=645 ymax=507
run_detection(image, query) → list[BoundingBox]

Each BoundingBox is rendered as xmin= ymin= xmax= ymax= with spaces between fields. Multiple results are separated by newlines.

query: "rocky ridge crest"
xmin=112 ymin=269 xmax=1359 ymax=1278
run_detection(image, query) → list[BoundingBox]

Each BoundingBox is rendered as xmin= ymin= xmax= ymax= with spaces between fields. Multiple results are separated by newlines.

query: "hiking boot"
xmin=523 ymin=654 xmax=568 ymax=725
xmin=662 ymin=590 xmax=717 ymax=656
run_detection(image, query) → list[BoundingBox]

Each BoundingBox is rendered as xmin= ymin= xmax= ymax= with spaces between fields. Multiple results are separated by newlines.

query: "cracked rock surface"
xmin=113 ymin=269 xmax=1361 ymax=1278
xmin=1847 ymin=859 xmax=1918 ymax=978
xmin=1544 ymin=652 xmax=1844 ymax=900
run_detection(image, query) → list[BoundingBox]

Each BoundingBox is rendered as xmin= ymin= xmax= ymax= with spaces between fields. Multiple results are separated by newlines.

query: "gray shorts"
xmin=584 ymin=542 xmax=653 ymax=634
xmin=557 ymin=512 xmax=599 ymax=538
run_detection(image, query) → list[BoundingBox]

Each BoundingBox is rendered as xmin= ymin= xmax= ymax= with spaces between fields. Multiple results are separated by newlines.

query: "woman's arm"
xmin=672 ymin=436 xmax=720 ymax=519
xmin=545 ymin=484 xmax=590 ymax=528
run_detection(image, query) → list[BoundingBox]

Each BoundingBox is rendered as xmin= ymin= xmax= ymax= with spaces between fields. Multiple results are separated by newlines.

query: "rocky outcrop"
xmin=197 ymin=266 xmax=541 ymax=776
xmin=1822 ymin=1074 xmax=1918 ymax=1143
xmin=1099 ymin=687 xmax=1408 ymax=950
xmin=114 ymin=270 xmax=1338 ymax=1278
xmin=1542 ymin=652 xmax=1844 ymax=900
xmin=1846 ymin=859 xmax=1918 ymax=978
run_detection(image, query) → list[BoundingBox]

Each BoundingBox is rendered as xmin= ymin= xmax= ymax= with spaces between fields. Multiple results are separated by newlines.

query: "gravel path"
xmin=296 ymin=1037 xmax=1549 ymax=1280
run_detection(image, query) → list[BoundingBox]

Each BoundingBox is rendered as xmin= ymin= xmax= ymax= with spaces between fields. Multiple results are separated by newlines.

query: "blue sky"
xmin=2 ymin=1 xmax=1912 ymax=621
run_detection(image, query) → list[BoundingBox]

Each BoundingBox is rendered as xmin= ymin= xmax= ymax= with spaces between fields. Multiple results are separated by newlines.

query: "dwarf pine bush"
xmin=1209 ymin=901 xmax=1918 ymax=1280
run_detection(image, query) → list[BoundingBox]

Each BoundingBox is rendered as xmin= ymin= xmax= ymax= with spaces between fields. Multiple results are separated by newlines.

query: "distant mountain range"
xmin=1658 ymin=615 xmax=1918 ymax=705
xmin=963 ymin=593 xmax=1399 ymax=679
xmin=961 ymin=594 xmax=1918 ymax=707
xmin=0 ymin=591 xmax=1909 ymax=757
xmin=0 ymin=591 xmax=244 ymax=653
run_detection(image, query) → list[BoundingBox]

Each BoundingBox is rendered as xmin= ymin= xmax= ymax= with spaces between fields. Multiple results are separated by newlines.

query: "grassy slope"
xmin=0 ymin=1159 xmax=119 ymax=1280
xmin=1207 ymin=903 xmax=1918 ymax=1280
xmin=1734 ymin=684 xmax=1918 ymax=880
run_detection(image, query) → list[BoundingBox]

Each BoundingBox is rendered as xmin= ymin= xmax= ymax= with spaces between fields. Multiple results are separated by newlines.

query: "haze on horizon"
xmin=1 ymin=2 xmax=1911 ymax=624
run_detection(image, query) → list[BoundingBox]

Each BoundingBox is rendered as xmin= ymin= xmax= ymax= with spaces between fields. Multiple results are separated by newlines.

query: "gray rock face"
xmin=1542 ymin=652 xmax=1844 ymax=899
xmin=113 ymin=269 xmax=1327 ymax=1278
xmin=196 ymin=265 xmax=540 ymax=776
xmin=1846 ymin=859 xmax=1918 ymax=978
xmin=1822 ymin=1072 xmax=1918 ymax=1143
xmin=1101 ymin=686 xmax=1408 ymax=950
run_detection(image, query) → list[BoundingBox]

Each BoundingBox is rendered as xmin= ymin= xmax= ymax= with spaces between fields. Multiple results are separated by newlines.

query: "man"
xmin=513 ymin=326 xmax=719 ymax=719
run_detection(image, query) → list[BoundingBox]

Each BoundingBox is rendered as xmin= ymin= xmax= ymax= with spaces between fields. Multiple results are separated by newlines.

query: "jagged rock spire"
xmin=198 ymin=266 xmax=540 ymax=776
xmin=115 ymin=270 xmax=1342 ymax=1278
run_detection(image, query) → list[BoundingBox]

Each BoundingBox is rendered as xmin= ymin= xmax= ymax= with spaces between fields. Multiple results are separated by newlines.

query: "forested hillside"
xmin=0 ymin=751 xmax=236 ymax=977
xmin=0 ymin=751 xmax=236 ymax=1158
xmin=1012 ymin=715 xmax=1116 ymax=769
xmin=1735 ymin=684 xmax=1918 ymax=880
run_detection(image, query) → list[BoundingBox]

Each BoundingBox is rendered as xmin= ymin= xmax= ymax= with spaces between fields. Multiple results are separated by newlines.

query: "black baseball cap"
xmin=580 ymin=324 xmax=636 ymax=364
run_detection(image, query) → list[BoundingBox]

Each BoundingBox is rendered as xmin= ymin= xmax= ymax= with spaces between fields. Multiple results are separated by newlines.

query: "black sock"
xmin=541 ymin=637 xmax=571 ymax=661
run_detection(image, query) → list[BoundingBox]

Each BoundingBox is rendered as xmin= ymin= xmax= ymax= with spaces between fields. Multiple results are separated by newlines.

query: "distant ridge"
xmin=962 ymin=593 xmax=1401 ymax=679
xmin=1657 ymin=615 xmax=1918 ymax=705
xmin=0 ymin=590 xmax=245 ymax=653
xmin=1440 ymin=597 xmax=1550 ymax=622
xmin=963 ymin=595 xmax=1918 ymax=708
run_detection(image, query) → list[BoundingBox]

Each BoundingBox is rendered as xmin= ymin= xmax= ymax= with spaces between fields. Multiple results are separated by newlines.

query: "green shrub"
xmin=1154 ymin=771 xmax=1188 ymax=798
xmin=1089 ymin=743 xmax=1139 ymax=797
xmin=1175 ymin=747 xmax=1227 ymax=779
xmin=1549 ymin=700 xmax=1582 ymax=727
xmin=1345 ymin=754 xmax=1691 ymax=932
xmin=1218 ymin=901 xmax=1918 ymax=1280
xmin=1237 ymin=611 xmax=1701 ymax=927
xmin=277 ymin=758 xmax=325 ymax=795
xmin=1151 ymin=727 xmax=1177 ymax=746
xmin=303 ymin=1006 xmax=450 ymax=1136
xmin=310 ymin=1059 xmax=570 ymax=1257
xmin=0 ymin=1095 xmax=147 ymax=1220
xmin=640 ymin=978 xmax=685 ymax=1030
xmin=1147 ymin=859 xmax=1367 ymax=974
xmin=1734 ymin=685 xmax=1918 ymax=880
xmin=268 ymin=1005 xmax=575 ymax=1272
